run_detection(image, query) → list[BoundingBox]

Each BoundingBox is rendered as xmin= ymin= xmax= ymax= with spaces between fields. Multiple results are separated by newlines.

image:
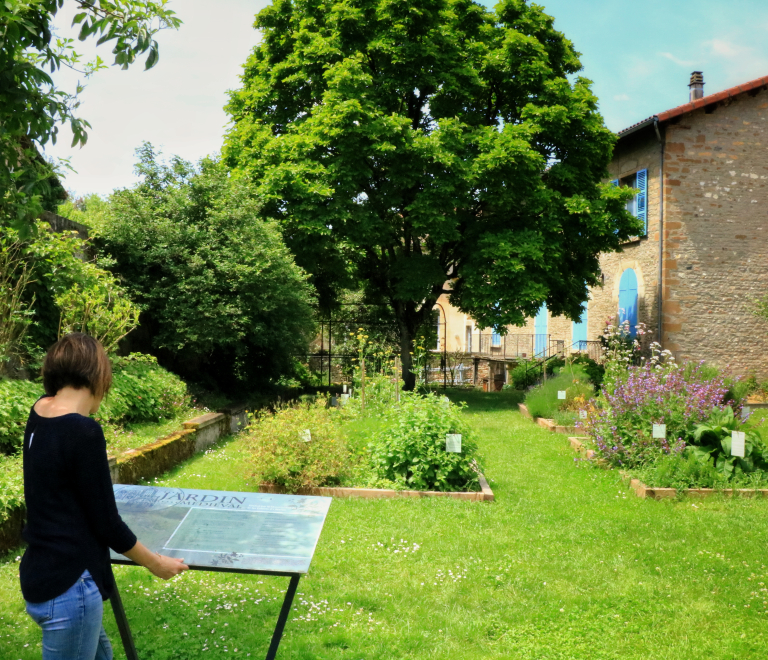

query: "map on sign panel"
xmin=111 ymin=485 xmax=332 ymax=574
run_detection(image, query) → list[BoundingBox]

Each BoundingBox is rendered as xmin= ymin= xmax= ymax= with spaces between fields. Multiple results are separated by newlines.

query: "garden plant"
xmin=578 ymin=321 xmax=766 ymax=489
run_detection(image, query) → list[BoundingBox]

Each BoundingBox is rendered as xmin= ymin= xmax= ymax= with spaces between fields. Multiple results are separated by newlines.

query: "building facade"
xmin=434 ymin=72 xmax=768 ymax=380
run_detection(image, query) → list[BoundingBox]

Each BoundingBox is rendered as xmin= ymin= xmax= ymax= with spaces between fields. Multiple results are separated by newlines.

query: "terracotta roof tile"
xmin=617 ymin=74 xmax=768 ymax=137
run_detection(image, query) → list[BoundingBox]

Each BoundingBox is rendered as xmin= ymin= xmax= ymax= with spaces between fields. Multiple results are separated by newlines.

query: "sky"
xmin=45 ymin=0 xmax=768 ymax=198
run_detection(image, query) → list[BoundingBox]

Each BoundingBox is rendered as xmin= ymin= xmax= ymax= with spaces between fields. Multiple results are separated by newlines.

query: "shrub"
xmin=688 ymin=407 xmax=767 ymax=477
xmin=0 ymin=379 xmax=42 ymax=454
xmin=581 ymin=359 xmax=737 ymax=469
xmin=0 ymin=353 xmax=189 ymax=454
xmin=0 ymin=453 xmax=23 ymax=523
xmin=524 ymin=367 xmax=593 ymax=420
xmin=511 ymin=361 xmax=539 ymax=389
xmin=97 ymin=354 xmax=190 ymax=425
xmin=369 ymin=393 xmax=483 ymax=492
xmin=635 ymin=451 xmax=768 ymax=490
xmin=245 ymin=399 xmax=350 ymax=492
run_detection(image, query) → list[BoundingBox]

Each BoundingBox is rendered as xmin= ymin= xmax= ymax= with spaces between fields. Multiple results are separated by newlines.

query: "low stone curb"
xmin=518 ymin=403 xmax=576 ymax=434
xmin=566 ymin=437 xmax=768 ymax=500
xmin=620 ymin=473 xmax=768 ymax=500
xmin=258 ymin=472 xmax=495 ymax=502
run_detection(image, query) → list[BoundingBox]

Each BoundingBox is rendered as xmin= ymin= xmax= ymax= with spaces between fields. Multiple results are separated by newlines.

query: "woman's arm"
xmin=123 ymin=541 xmax=189 ymax=579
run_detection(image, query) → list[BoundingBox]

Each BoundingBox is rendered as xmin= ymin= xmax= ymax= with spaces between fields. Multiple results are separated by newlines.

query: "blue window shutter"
xmin=611 ymin=179 xmax=619 ymax=187
xmin=618 ymin=269 xmax=639 ymax=338
xmin=635 ymin=169 xmax=648 ymax=234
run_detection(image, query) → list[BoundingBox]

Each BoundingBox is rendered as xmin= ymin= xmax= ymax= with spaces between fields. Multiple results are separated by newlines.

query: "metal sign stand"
xmin=110 ymin=566 xmax=301 ymax=660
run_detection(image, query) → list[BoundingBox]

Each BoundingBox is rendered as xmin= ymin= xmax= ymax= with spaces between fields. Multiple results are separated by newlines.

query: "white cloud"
xmin=613 ymin=93 xmax=630 ymax=101
xmin=704 ymin=39 xmax=746 ymax=58
xmin=659 ymin=52 xmax=695 ymax=67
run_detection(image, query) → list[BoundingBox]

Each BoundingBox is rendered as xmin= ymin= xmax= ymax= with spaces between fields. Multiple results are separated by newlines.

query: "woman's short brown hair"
xmin=42 ymin=333 xmax=112 ymax=399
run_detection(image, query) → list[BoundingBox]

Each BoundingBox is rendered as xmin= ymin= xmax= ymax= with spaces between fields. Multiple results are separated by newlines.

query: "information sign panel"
xmin=557 ymin=390 xmax=566 ymax=400
xmin=731 ymin=431 xmax=746 ymax=458
xmin=652 ymin=424 xmax=666 ymax=439
xmin=741 ymin=406 xmax=751 ymax=422
xmin=445 ymin=434 xmax=462 ymax=453
xmin=579 ymin=410 xmax=587 ymax=420
xmin=111 ymin=485 xmax=331 ymax=574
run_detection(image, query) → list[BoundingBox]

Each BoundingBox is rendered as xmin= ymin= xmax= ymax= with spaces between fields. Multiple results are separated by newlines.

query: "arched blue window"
xmin=534 ymin=303 xmax=547 ymax=356
xmin=618 ymin=269 xmax=638 ymax=337
xmin=572 ymin=304 xmax=588 ymax=349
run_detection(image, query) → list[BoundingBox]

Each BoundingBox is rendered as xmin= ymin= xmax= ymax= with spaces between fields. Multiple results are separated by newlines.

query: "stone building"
xmin=433 ymin=71 xmax=768 ymax=381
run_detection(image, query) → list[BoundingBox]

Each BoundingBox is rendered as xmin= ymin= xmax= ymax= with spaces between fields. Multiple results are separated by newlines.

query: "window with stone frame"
xmin=612 ymin=169 xmax=648 ymax=236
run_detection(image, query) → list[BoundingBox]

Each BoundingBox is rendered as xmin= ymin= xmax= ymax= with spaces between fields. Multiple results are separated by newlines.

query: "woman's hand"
xmin=123 ymin=541 xmax=189 ymax=579
xmin=148 ymin=553 xmax=189 ymax=580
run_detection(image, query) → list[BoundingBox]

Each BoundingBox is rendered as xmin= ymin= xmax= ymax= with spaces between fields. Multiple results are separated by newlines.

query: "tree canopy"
xmin=224 ymin=0 xmax=639 ymax=388
xmin=92 ymin=144 xmax=317 ymax=389
xmin=0 ymin=0 xmax=180 ymax=232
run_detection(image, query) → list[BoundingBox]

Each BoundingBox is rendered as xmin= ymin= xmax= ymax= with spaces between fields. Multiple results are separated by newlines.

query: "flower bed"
xmin=574 ymin=319 xmax=768 ymax=492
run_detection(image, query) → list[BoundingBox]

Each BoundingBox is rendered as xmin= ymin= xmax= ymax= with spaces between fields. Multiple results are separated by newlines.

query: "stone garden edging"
xmin=566 ymin=436 xmax=768 ymax=500
xmin=518 ymin=403 xmax=577 ymax=435
xmin=258 ymin=472 xmax=494 ymax=502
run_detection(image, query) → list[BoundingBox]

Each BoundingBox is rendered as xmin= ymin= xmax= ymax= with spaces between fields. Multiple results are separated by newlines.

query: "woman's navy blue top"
xmin=20 ymin=402 xmax=137 ymax=603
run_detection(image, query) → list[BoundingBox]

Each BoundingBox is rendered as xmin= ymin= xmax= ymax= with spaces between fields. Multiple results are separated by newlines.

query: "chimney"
xmin=689 ymin=71 xmax=705 ymax=102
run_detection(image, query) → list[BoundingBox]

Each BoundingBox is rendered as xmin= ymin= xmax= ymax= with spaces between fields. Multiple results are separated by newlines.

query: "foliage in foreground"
xmin=93 ymin=145 xmax=317 ymax=389
xmin=0 ymin=0 xmax=180 ymax=233
xmin=2 ymin=221 xmax=140 ymax=374
xmin=369 ymin=393 xmax=482 ymax=492
xmin=224 ymin=0 xmax=640 ymax=389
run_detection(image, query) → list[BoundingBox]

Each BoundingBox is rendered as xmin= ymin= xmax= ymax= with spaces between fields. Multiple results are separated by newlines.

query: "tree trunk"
xmin=394 ymin=299 xmax=436 ymax=391
xmin=399 ymin=323 xmax=416 ymax=391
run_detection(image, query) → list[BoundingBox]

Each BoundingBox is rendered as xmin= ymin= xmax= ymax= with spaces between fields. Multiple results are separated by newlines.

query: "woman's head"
xmin=42 ymin=333 xmax=112 ymax=401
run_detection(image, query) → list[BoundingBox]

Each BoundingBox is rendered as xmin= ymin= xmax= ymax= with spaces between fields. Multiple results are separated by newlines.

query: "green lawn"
xmin=4 ymin=390 xmax=768 ymax=658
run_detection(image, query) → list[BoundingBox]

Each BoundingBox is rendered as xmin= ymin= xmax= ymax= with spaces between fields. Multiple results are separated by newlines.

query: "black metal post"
xmin=265 ymin=575 xmax=301 ymax=660
xmin=328 ymin=317 xmax=332 ymax=387
xmin=110 ymin=584 xmax=139 ymax=660
xmin=320 ymin=321 xmax=324 ymax=385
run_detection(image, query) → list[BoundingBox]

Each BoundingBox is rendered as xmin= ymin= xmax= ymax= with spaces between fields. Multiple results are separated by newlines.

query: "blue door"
xmin=534 ymin=304 xmax=547 ymax=356
xmin=618 ymin=269 xmax=638 ymax=337
xmin=572 ymin=304 xmax=588 ymax=349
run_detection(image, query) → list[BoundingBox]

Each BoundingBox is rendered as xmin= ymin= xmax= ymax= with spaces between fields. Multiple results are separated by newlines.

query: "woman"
xmin=20 ymin=333 xmax=188 ymax=659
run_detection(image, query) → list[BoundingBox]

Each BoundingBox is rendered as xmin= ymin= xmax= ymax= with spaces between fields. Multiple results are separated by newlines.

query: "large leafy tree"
xmin=224 ymin=0 xmax=639 ymax=389
xmin=0 ymin=0 xmax=181 ymax=232
xmin=92 ymin=144 xmax=317 ymax=390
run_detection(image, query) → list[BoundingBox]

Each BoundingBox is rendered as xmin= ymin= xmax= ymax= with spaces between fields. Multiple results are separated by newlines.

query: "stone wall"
xmin=659 ymin=90 xmax=768 ymax=377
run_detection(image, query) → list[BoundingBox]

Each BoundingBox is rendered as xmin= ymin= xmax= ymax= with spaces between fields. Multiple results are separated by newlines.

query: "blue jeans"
xmin=25 ymin=570 xmax=113 ymax=660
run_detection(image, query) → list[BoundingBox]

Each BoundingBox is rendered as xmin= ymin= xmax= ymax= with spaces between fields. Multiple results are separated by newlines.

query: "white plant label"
xmin=579 ymin=410 xmax=588 ymax=420
xmin=343 ymin=384 xmax=348 ymax=393
xmin=299 ymin=429 xmax=312 ymax=443
xmin=445 ymin=434 xmax=462 ymax=453
xmin=652 ymin=424 xmax=667 ymax=439
xmin=557 ymin=390 xmax=566 ymax=400
xmin=741 ymin=406 xmax=751 ymax=421
xmin=731 ymin=431 xmax=746 ymax=458
xmin=340 ymin=393 xmax=350 ymax=405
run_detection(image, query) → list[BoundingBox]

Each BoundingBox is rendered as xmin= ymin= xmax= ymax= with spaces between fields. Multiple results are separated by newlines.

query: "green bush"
xmin=569 ymin=354 xmax=605 ymax=388
xmin=97 ymin=354 xmax=190 ymax=425
xmin=0 ymin=379 xmax=41 ymax=454
xmin=245 ymin=399 xmax=350 ymax=492
xmin=369 ymin=393 xmax=483 ymax=492
xmin=0 ymin=354 xmax=189 ymax=455
xmin=0 ymin=453 xmax=23 ymax=523
xmin=524 ymin=367 xmax=594 ymax=419
xmin=511 ymin=361 xmax=539 ymax=389
xmin=635 ymin=451 xmax=768 ymax=490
